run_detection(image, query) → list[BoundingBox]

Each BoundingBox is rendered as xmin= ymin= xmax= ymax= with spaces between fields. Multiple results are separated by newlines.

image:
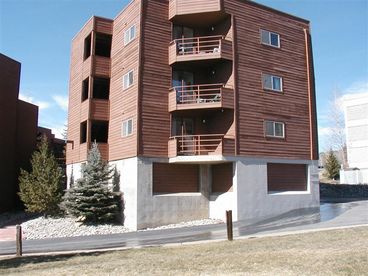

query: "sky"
xmin=0 ymin=0 xmax=367 ymax=151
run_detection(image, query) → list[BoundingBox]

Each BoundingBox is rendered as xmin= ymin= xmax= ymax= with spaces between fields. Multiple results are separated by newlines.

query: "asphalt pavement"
xmin=0 ymin=199 xmax=367 ymax=256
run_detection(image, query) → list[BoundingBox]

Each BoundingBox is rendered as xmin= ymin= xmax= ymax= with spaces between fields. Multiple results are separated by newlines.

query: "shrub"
xmin=18 ymin=136 xmax=63 ymax=215
xmin=61 ymin=142 xmax=121 ymax=223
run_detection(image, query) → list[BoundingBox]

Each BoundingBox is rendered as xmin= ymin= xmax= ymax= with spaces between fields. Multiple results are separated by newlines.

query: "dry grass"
xmin=1 ymin=227 xmax=367 ymax=275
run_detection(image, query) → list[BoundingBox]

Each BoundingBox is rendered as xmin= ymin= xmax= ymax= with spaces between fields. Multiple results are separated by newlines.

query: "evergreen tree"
xmin=18 ymin=135 xmax=63 ymax=215
xmin=325 ymin=149 xmax=341 ymax=180
xmin=61 ymin=142 xmax=120 ymax=223
xmin=112 ymin=165 xmax=120 ymax=193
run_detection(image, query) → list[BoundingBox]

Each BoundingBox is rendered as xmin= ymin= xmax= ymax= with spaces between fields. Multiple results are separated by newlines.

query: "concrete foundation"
xmin=66 ymin=157 xmax=320 ymax=230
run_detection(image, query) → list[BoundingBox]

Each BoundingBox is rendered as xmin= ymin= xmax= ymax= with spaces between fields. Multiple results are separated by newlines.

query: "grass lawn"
xmin=1 ymin=227 xmax=367 ymax=275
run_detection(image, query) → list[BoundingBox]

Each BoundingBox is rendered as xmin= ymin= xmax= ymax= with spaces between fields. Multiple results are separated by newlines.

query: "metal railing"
xmin=170 ymin=83 xmax=224 ymax=105
xmin=169 ymin=134 xmax=224 ymax=155
xmin=170 ymin=35 xmax=223 ymax=56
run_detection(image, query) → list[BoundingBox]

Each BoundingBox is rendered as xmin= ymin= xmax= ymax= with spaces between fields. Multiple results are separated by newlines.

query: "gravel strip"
xmin=21 ymin=216 xmax=224 ymax=240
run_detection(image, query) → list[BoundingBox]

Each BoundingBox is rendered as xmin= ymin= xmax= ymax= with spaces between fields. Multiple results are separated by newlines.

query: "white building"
xmin=340 ymin=92 xmax=368 ymax=184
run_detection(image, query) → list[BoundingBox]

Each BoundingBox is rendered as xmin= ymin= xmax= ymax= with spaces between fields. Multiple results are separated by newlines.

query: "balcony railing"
xmin=169 ymin=35 xmax=232 ymax=64
xmin=168 ymin=134 xmax=235 ymax=157
xmin=168 ymin=83 xmax=234 ymax=111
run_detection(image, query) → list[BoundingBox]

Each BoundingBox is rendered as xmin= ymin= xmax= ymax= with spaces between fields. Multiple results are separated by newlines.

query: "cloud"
xmin=52 ymin=95 xmax=69 ymax=111
xmin=19 ymin=93 xmax=51 ymax=110
xmin=342 ymin=80 xmax=368 ymax=95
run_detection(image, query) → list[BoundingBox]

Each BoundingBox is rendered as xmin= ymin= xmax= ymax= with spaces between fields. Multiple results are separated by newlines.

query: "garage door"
xmin=212 ymin=163 xmax=233 ymax=193
xmin=153 ymin=163 xmax=199 ymax=193
xmin=267 ymin=163 xmax=307 ymax=192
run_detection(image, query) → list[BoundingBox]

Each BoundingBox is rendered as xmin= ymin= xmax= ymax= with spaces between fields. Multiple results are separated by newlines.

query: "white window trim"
xmin=121 ymin=119 xmax=133 ymax=137
xmin=265 ymin=121 xmax=285 ymax=138
xmin=262 ymin=73 xmax=283 ymax=92
xmin=260 ymin=29 xmax=280 ymax=48
xmin=123 ymin=70 xmax=134 ymax=90
xmin=124 ymin=25 xmax=136 ymax=46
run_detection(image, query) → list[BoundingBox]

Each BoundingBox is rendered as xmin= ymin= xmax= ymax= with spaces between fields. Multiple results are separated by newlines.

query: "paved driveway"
xmin=0 ymin=200 xmax=367 ymax=256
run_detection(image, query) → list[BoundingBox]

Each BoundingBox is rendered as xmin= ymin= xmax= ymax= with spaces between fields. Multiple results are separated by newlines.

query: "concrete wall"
xmin=67 ymin=156 xmax=320 ymax=230
xmin=235 ymin=158 xmax=319 ymax=222
xmin=135 ymin=158 xmax=209 ymax=229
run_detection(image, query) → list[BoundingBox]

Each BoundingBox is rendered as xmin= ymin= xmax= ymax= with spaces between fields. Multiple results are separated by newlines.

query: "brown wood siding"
xmin=67 ymin=17 xmax=113 ymax=164
xmin=95 ymin=17 xmax=113 ymax=35
xmin=140 ymin=0 xmax=172 ymax=157
xmin=67 ymin=18 xmax=94 ymax=164
xmin=93 ymin=56 xmax=111 ymax=77
xmin=153 ymin=163 xmax=199 ymax=193
xmin=108 ymin=0 xmax=141 ymax=161
xmin=91 ymin=99 xmax=109 ymax=121
xmin=212 ymin=163 xmax=233 ymax=192
xmin=169 ymin=0 xmax=222 ymax=19
xmin=224 ymin=0 xmax=313 ymax=160
xmin=267 ymin=163 xmax=307 ymax=191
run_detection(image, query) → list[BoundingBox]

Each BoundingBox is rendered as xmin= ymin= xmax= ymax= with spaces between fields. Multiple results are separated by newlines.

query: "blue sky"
xmin=1 ymin=0 xmax=367 ymax=151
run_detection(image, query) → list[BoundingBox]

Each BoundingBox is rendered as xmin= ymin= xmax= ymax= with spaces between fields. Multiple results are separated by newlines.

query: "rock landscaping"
xmin=17 ymin=215 xmax=223 ymax=240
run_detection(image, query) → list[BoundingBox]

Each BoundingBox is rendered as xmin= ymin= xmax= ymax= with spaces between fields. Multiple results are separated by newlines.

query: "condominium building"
xmin=66 ymin=0 xmax=319 ymax=230
xmin=340 ymin=93 xmax=368 ymax=184
xmin=0 ymin=54 xmax=38 ymax=212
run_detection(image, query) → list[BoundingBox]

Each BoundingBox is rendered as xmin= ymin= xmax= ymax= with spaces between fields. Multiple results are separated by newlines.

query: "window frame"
xmin=124 ymin=25 xmax=136 ymax=46
xmin=123 ymin=70 xmax=134 ymax=90
xmin=265 ymin=120 xmax=285 ymax=139
xmin=121 ymin=119 xmax=133 ymax=137
xmin=262 ymin=73 xmax=283 ymax=92
xmin=260 ymin=29 xmax=280 ymax=48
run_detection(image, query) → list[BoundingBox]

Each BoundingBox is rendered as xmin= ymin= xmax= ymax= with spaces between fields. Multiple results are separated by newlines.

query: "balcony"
xmin=168 ymin=134 xmax=235 ymax=158
xmin=169 ymin=0 xmax=222 ymax=20
xmin=169 ymin=35 xmax=232 ymax=65
xmin=168 ymin=83 xmax=233 ymax=112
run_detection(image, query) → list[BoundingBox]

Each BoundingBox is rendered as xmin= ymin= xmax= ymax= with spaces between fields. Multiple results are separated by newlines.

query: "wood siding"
xmin=169 ymin=0 xmax=222 ymax=19
xmin=267 ymin=163 xmax=307 ymax=191
xmin=212 ymin=163 xmax=233 ymax=192
xmin=67 ymin=18 xmax=94 ymax=164
xmin=67 ymin=17 xmax=113 ymax=164
xmin=108 ymin=0 xmax=141 ymax=161
xmin=223 ymin=0 xmax=314 ymax=160
xmin=91 ymin=99 xmax=109 ymax=121
xmin=153 ymin=163 xmax=199 ymax=193
xmin=140 ymin=0 xmax=172 ymax=157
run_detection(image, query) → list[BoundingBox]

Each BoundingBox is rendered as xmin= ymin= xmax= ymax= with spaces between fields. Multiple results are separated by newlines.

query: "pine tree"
xmin=61 ymin=142 xmax=120 ymax=223
xmin=18 ymin=135 xmax=63 ymax=215
xmin=324 ymin=149 xmax=341 ymax=180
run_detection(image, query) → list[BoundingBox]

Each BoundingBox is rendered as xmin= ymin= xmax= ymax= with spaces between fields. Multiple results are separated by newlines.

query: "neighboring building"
xmin=66 ymin=0 xmax=319 ymax=230
xmin=0 ymin=53 xmax=38 ymax=212
xmin=340 ymin=93 xmax=368 ymax=184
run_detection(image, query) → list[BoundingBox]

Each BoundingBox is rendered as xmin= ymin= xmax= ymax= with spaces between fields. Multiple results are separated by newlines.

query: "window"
xmin=123 ymin=70 xmax=134 ymax=90
xmin=93 ymin=77 xmax=110 ymax=99
xmin=265 ymin=121 xmax=285 ymax=138
xmin=95 ymin=33 xmax=112 ymax=57
xmin=124 ymin=25 xmax=136 ymax=45
xmin=262 ymin=74 xmax=283 ymax=92
xmin=91 ymin=120 xmax=109 ymax=143
xmin=122 ymin=119 xmax=133 ymax=137
xmin=82 ymin=77 xmax=89 ymax=101
xmin=80 ymin=121 xmax=87 ymax=144
xmin=261 ymin=29 xmax=280 ymax=48
xmin=83 ymin=34 xmax=91 ymax=60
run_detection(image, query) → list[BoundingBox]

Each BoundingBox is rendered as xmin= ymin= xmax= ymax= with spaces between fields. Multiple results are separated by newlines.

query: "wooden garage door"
xmin=153 ymin=163 xmax=199 ymax=193
xmin=212 ymin=163 xmax=233 ymax=193
xmin=267 ymin=163 xmax=307 ymax=192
